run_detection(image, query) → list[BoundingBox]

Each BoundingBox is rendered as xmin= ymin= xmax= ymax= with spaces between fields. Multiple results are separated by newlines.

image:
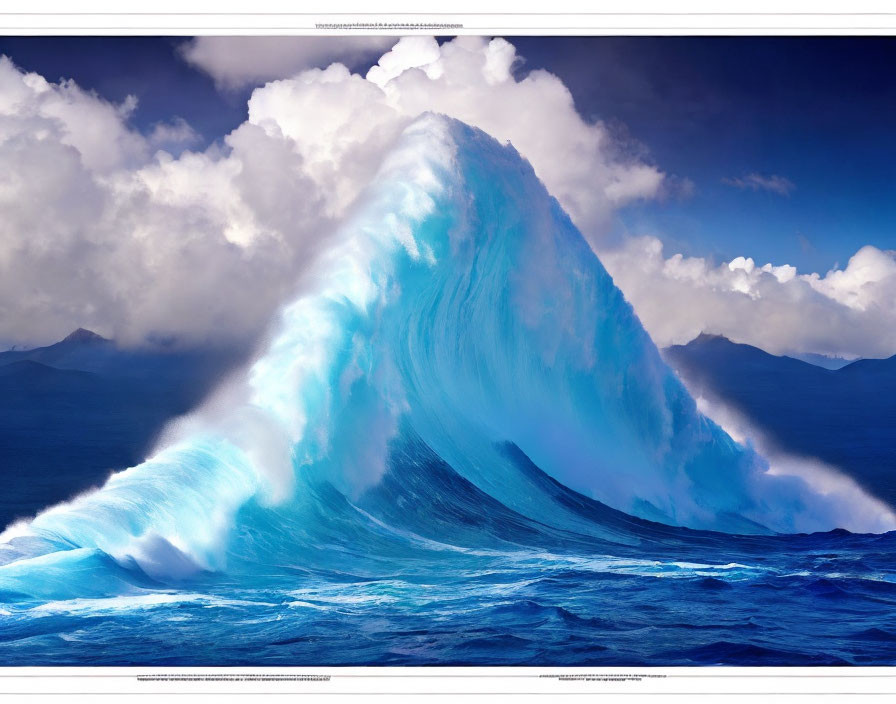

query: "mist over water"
xmin=2 ymin=115 xmax=896 ymax=666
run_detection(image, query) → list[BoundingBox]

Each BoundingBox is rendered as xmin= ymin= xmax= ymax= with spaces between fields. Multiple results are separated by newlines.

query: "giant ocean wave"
xmin=1 ymin=115 xmax=896 ymax=666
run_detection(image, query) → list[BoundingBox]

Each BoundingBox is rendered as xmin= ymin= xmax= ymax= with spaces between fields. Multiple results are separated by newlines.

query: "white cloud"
xmin=600 ymin=236 xmax=896 ymax=359
xmin=3 ymin=37 xmax=892 ymax=365
xmin=148 ymin=117 xmax=200 ymax=150
xmin=0 ymin=38 xmax=666 ymax=350
xmin=366 ymin=36 xmax=443 ymax=87
xmin=806 ymin=244 xmax=896 ymax=310
xmin=250 ymin=36 xmax=665 ymax=238
xmin=8 ymin=36 xmax=891 ymax=363
xmin=722 ymin=172 xmax=795 ymax=196
xmin=0 ymin=56 xmax=147 ymax=173
xmin=180 ymin=36 xmax=396 ymax=90
xmin=0 ymin=54 xmax=333 ymax=348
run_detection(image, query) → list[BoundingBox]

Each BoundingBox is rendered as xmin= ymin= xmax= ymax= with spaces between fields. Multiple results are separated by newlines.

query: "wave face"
xmin=2 ymin=114 xmax=896 ymax=666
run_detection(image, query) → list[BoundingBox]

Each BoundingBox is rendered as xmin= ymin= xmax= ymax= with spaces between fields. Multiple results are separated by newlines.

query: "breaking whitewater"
xmin=2 ymin=116 xmax=896 ymax=666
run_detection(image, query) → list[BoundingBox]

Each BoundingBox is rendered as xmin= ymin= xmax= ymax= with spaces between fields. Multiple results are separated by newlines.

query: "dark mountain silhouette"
xmin=0 ymin=327 xmax=116 ymax=372
xmin=789 ymin=350 xmax=852 ymax=370
xmin=0 ymin=330 xmax=245 ymax=529
xmin=663 ymin=334 xmax=896 ymax=507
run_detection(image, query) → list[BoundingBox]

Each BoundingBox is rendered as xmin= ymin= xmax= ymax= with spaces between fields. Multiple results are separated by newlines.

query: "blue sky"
xmin=1 ymin=35 xmax=892 ymax=275
xmin=510 ymin=37 xmax=896 ymax=273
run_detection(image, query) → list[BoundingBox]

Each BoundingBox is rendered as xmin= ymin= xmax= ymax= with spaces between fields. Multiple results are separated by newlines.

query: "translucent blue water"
xmin=1 ymin=115 xmax=895 ymax=666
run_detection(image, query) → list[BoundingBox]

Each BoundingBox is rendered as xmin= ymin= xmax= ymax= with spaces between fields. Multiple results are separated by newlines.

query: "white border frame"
xmin=1 ymin=3 xmax=895 ymax=700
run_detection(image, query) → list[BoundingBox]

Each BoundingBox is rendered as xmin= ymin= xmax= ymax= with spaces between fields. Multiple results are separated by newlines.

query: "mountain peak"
xmin=61 ymin=328 xmax=108 ymax=344
xmin=690 ymin=332 xmax=729 ymax=345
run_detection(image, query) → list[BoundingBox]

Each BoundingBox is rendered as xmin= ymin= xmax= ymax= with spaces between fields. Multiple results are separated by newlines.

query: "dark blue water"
xmin=2 ymin=438 xmax=895 ymax=666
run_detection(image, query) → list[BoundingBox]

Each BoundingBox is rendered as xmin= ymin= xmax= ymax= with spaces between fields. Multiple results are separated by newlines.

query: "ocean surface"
xmin=2 ymin=115 xmax=895 ymax=666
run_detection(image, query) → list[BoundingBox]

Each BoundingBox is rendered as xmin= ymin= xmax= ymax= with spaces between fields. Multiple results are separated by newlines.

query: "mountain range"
xmin=0 ymin=330 xmax=243 ymax=529
xmin=664 ymin=334 xmax=896 ymax=507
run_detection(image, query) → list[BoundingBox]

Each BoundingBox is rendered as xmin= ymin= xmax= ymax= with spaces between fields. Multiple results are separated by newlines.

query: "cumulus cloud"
xmin=0 ymin=38 xmax=666 ymax=349
xmin=180 ymin=36 xmax=396 ymax=89
xmin=0 ymin=54 xmax=337 ymax=349
xmin=722 ymin=172 xmax=795 ymax=196
xmin=3 ymin=37 xmax=892 ymax=364
xmin=600 ymin=236 xmax=896 ymax=359
xmin=0 ymin=57 xmax=147 ymax=172
xmin=249 ymin=36 xmax=665 ymax=237
xmin=147 ymin=117 xmax=201 ymax=151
